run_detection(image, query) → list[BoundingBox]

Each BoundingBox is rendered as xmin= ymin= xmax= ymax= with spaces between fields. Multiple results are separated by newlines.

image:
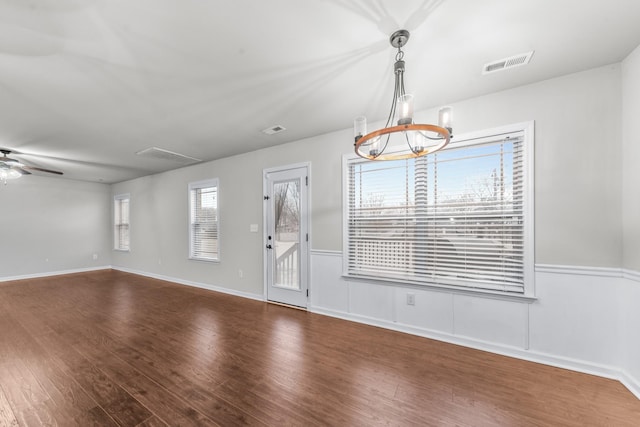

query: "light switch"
xmin=250 ymin=224 xmax=259 ymax=232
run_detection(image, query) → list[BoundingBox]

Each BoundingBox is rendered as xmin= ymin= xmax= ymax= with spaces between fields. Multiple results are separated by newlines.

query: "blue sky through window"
xmin=352 ymin=140 xmax=515 ymax=210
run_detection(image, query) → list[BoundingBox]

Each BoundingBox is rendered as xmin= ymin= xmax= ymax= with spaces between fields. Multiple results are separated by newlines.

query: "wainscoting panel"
xmin=453 ymin=294 xmax=529 ymax=349
xmin=309 ymin=250 xmax=348 ymax=313
xmin=529 ymin=271 xmax=621 ymax=367
xmin=393 ymin=287 xmax=454 ymax=334
xmin=620 ymin=273 xmax=640 ymax=397
xmin=309 ymin=250 xmax=640 ymax=399
xmin=348 ymin=280 xmax=395 ymax=322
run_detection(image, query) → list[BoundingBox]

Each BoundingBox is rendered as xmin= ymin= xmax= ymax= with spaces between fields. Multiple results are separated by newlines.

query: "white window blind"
xmin=345 ymin=128 xmax=532 ymax=294
xmin=189 ymin=179 xmax=219 ymax=261
xmin=114 ymin=195 xmax=130 ymax=251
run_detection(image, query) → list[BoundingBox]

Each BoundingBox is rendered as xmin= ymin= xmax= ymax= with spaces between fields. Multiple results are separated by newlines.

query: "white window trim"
xmin=342 ymin=121 xmax=535 ymax=300
xmin=188 ymin=178 xmax=220 ymax=262
xmin=113 ymin=193 xmax=130 ymax=252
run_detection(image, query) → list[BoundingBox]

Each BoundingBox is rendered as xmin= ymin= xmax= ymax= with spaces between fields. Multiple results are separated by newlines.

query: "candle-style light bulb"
xmin=438 ymin=106 xmax=453 ymax=133
xmin=354 ymin=116 xmax=366 ymax=142
xmin=397 ymin=94 xmax=414 ymax=125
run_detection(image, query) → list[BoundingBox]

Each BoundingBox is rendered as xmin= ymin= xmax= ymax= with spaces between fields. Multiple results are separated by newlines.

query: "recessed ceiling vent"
xmin=483 ymin=51 xmax=534 ymax=75
xmin=261 ymin=125 xmax=287 ymax=135
xmin=136 ymin=147 xmax=201 ymax=164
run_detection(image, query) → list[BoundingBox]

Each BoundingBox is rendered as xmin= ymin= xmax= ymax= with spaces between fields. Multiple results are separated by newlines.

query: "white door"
xmin=264 ymin=164 xmax=309 ymax=308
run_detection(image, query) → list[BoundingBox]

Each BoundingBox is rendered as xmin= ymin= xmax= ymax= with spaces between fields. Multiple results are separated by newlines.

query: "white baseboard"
xmin=0 ymin=266 xmax=111 ymax=283
xmin=308 ymin=258 xmax=640 ymax=401
xmin=619 ymin=370 xmax=640 ymax=400
xmin=3 ymin=262 xmax=637 ymax=400
xmin=308 ymin=305 xmax=622 ymax=382
xmin=111 ymin=266 xmax=264 ymax=302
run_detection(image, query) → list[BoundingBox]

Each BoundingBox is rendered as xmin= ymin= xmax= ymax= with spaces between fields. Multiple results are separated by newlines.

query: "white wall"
xmin=110 ymin=127 xmax=350 ymax=296
xmin=112 ymin=64 xmax=623 ymax=287
xmin=622 ymin=44 xmax=640 ymax=271
xmin=0 ymin=176 xmax=111 ymax=280
xmin=620 ymin=43 xmax=640 ymax=394
xmin=451 ymin=66 xmax=623 ymax=267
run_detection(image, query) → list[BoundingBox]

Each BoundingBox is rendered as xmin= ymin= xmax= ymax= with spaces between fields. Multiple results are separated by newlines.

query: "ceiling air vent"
xmin=261 ymin=125 xmax=287 ymax=135
xmin=483 ymin=51 xmax=534 ymax=75
xmin=136 ymin=147 xmax=201 ymax=164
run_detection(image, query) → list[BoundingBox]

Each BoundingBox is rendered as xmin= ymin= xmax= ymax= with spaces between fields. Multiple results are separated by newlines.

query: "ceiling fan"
xmin=0 ymin=149 xmax=63 ymax=183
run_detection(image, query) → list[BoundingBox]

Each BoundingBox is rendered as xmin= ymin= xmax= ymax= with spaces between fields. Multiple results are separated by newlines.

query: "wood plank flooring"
xmin=0 ymin=270 xmax=638 ymax=426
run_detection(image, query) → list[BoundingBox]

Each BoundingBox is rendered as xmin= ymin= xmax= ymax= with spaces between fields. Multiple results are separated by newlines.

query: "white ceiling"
xmin=1 ymin=0 xmax=639 ymax=183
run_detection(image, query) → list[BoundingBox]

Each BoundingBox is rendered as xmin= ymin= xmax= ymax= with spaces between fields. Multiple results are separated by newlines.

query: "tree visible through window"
xmin=345 ymin=125 xmax=533 ymax=295
xmin=273 ymin=181 xmax=300 ymax=288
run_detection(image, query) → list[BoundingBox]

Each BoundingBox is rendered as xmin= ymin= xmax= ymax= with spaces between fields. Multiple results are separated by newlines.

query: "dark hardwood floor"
xmin=0 ymin=270 xmax=638 ymax=426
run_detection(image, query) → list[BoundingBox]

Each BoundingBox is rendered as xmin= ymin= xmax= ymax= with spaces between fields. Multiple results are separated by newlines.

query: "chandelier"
xmin=354 ymin=30 xmax=453 ymax=161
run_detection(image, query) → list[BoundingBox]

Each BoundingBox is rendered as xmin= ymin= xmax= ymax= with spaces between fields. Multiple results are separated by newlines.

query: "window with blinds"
xmin=344 ymin=125 xmax=533 ymax=295
xmin=189 ymin=179 xmax=219 ymax=261
xmin=114 ymin=194 xmax=130 ymax=251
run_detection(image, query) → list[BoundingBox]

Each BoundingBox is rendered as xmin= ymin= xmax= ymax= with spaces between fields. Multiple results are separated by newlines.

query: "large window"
xmin=114 ymin=194 xmax=130 ymax=251
xmin=344 ymin=123 xmax=534 ymax=295
xmin=189 ymin=179 xmax=219 ymax=261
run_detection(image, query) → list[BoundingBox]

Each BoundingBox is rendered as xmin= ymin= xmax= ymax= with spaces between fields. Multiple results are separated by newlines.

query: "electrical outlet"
xmin=239 ymin=269 xmax=244 ymax=278
xmin=92 ymin=253 xmax=98 ymax=260
xmin=406 ymin=293 xmax=415 ymax=306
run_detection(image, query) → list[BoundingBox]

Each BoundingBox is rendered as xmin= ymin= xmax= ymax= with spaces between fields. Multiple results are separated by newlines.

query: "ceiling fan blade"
xmin=21 ymin=165 xmax=63 ymax=175
xmin=16 ymin=167 xmax=32 ymax=175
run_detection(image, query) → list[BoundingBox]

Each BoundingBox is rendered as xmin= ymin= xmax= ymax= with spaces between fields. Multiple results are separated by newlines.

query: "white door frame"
xmin=263 ymin=162 xmax=311 ymax=308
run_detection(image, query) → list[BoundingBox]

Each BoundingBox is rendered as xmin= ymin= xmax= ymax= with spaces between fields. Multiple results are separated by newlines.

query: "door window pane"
xmin=274 ymin=180 xmax=300 ymax=289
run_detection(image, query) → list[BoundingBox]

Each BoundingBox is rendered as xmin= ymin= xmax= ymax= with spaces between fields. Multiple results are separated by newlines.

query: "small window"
xmin=114 ymin=194 xmax=130 ymax=251
xmin=343 ymin=123 xmax=534 ymax=296
xmin=189 ymin=179 xmax=219 ymax=261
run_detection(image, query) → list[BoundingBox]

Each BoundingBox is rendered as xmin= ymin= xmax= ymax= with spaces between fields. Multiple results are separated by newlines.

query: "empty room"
xmin=1 ymin=0 xmax=640 ymax=425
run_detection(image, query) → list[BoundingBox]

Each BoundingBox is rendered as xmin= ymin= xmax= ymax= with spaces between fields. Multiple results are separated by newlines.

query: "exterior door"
xmin=264 ymin=164 xmax=309 ymax=308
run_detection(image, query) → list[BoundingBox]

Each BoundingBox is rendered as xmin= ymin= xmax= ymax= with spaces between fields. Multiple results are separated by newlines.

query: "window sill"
xmin=189 ymin=256 xmax=220 ymax=263
xmin=341 ymin=274 xmax=537 ymax=304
